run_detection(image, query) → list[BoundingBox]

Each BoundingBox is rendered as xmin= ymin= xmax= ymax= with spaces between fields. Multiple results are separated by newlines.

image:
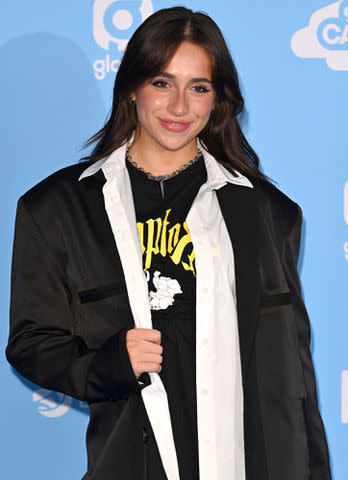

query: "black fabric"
xmin=126 ymin=154 xmax=207 ymax=480
xmin=6 ymin=158 xmax=332 ymax=479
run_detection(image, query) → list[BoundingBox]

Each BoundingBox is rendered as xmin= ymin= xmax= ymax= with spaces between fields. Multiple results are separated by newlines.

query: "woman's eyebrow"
xmin=156 ymin=72 xmax=212 ymax=84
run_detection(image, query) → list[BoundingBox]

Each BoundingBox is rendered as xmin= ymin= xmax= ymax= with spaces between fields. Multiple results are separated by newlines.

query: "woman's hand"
xmin=126 ymin=328 xmax=163 ymax=379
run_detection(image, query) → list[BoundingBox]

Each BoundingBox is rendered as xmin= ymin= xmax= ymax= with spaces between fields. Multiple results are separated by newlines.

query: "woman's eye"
xmin=151 ymin=80 xmax=169 ymax=88
xmin=150 ymin=80 xmax=210 ymax=94
xmin=193 ymin=85 xmax=210 ymax=94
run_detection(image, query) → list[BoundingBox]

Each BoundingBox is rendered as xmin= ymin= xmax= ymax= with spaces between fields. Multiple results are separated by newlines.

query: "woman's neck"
xmin=127 ymin=136 xmax=199 ymax=177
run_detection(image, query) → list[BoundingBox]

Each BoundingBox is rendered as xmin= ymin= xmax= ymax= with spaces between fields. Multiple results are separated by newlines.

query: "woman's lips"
xmin=159 ymin=119 xmax=192 ymax=132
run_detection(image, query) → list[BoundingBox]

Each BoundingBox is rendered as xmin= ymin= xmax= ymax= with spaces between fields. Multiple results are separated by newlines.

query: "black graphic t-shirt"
xmin=126 ymin=153 xmax=207 ymax=480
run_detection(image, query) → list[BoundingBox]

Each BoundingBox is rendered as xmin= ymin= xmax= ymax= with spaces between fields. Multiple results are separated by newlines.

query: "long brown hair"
xmin=81 ymin=6 xmax=271 ymax=182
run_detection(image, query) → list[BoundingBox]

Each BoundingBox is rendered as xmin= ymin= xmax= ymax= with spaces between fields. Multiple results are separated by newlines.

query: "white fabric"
xmin=78 ymin=133 xmax=253 ymax=479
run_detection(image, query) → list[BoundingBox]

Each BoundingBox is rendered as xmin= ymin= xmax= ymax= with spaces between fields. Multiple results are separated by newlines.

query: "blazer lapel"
xmin=216 ymin=182 xmax=261 ymax=384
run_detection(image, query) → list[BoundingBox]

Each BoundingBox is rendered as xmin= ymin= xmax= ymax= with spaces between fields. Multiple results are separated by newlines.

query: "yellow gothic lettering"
xmin=136 ymin=208 xmax=196 ymax=275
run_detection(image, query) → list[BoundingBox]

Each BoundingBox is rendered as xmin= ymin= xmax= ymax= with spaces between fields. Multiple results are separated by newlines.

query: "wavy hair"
xmin=81 ymin=6 xmax=271 ymax=182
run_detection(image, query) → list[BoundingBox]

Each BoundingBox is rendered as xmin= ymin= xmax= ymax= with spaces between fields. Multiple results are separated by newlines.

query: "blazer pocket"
xmin=76 ymin=282 xmax=133 ymax=349
xmin=78 ymin=282 xmax=126 ymax=304
xmin=260 ymin=291 xmax=293 ymax=308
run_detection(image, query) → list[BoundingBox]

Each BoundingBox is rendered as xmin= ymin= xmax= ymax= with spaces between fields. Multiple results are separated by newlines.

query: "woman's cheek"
xmin=196 ymin=101 xmax=215 ymax=124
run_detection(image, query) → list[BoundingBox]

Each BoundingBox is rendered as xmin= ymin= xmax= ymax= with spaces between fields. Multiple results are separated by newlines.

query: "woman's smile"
xmin=159 ymin=118 xmax=192 ymax=132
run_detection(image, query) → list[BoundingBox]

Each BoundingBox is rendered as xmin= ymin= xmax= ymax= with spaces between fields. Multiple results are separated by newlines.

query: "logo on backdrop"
xmin=291 ymin=0 xmax=348 ymax=71
xmin=93 ymin=0 xmax=154 ymax=80
xmin=33 ymin=388 xmax=72 ymax=418
xmin=33 ymin=388 xmax=88 ymax=418
xmin=341 ymin=370 xmax=348 ymax=422
xmin=344 ymin=181 xmax=348 ymax=260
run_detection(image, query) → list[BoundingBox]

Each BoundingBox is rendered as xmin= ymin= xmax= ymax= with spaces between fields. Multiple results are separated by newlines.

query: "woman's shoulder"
xmin=19 ymin=160 xmax=95 ymax=212
xmin=251 ymin=176 xmax=301 ymax=235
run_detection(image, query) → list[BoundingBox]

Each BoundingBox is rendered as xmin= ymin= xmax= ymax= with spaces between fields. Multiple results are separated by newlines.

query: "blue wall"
xmin=1 ymin=1 xmax=347 ymax=478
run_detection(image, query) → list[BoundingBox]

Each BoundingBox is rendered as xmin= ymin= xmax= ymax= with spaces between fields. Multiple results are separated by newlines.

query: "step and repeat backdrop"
xmin=1 ymin=1 xmax=347 ymax=478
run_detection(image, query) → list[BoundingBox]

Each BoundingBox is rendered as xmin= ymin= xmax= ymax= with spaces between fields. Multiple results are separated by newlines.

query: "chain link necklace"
xmin=125 ymin=145 xmax=202 ymax=182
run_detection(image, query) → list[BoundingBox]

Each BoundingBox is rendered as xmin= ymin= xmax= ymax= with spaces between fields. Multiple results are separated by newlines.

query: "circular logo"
xmin=33 ymin=388 xmax=72 ymax=418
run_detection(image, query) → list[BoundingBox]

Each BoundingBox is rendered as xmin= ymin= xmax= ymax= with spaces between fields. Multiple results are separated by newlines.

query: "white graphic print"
xmin=291 ymin=1 xmax=348 ymax=71
xmin=145 ymin=270 xmax=183 ymax=310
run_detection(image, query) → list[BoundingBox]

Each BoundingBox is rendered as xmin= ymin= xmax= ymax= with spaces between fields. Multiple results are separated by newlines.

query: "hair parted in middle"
xmin=81 ymin=6 xmax=271 ymax=183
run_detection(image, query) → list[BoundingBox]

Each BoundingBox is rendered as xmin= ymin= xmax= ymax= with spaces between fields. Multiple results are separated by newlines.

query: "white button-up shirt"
xmin=78 ymin=132 xmax=253 ymax=480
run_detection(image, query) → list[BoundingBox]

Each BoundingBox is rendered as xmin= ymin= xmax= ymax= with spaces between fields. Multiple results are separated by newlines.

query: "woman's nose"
xmin=168 ymin=90 xmax=189 ymax=116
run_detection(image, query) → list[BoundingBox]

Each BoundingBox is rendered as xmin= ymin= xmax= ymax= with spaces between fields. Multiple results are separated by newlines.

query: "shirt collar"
xmin=78 ymin=131 xmax=254 ymax=189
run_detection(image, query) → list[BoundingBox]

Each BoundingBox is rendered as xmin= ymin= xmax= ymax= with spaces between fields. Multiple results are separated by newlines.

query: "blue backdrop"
xmin=1 ymin=1 xmax=347 ymax=478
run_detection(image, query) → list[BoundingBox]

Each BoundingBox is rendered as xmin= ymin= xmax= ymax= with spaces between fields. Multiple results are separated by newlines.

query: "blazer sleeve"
xmin=5 ymin=196 xmax=151 ymax=403
xmin=282 ymin=203 xmax=332 ymax=479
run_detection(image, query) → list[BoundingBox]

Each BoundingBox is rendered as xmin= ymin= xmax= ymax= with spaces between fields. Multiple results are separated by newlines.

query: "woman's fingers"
xmin=126 ymin=328 xmax=163 ymax=378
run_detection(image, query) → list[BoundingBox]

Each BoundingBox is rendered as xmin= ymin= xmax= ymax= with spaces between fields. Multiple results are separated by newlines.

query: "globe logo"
xmin=92 ymin=0 xmax=154 ymax=80
xmin=33 ymin=388 xmax=73 ymax=418
xmin=94 ymin=0 xmax=153 ymax=52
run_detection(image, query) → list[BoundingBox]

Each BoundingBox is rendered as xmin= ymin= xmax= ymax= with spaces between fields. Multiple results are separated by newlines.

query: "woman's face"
xmin=131 ymin=41 xmax=216 ymax=153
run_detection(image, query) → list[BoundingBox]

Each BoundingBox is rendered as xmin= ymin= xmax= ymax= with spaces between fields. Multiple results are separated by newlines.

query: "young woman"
xmin=6 ymin=6 xmax=331 ymax=480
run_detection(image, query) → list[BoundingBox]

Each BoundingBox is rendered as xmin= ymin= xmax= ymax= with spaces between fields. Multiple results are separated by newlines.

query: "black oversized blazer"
xmin=6 ymin=159 xmax=332 ymax=480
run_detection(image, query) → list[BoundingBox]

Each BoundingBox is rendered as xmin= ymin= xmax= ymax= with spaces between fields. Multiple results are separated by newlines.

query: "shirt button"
xmin=201 ymin=287 xmax=208 ymax=294
xmin=202 ymin=338 xmax=208 ymax=346
xmin=201 ymin=388 xmax=209 ymax=396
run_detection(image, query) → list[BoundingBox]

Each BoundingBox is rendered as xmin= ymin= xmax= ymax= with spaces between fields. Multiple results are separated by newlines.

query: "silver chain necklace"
xmin=125 ymin=145 xmax=202 ymax=182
